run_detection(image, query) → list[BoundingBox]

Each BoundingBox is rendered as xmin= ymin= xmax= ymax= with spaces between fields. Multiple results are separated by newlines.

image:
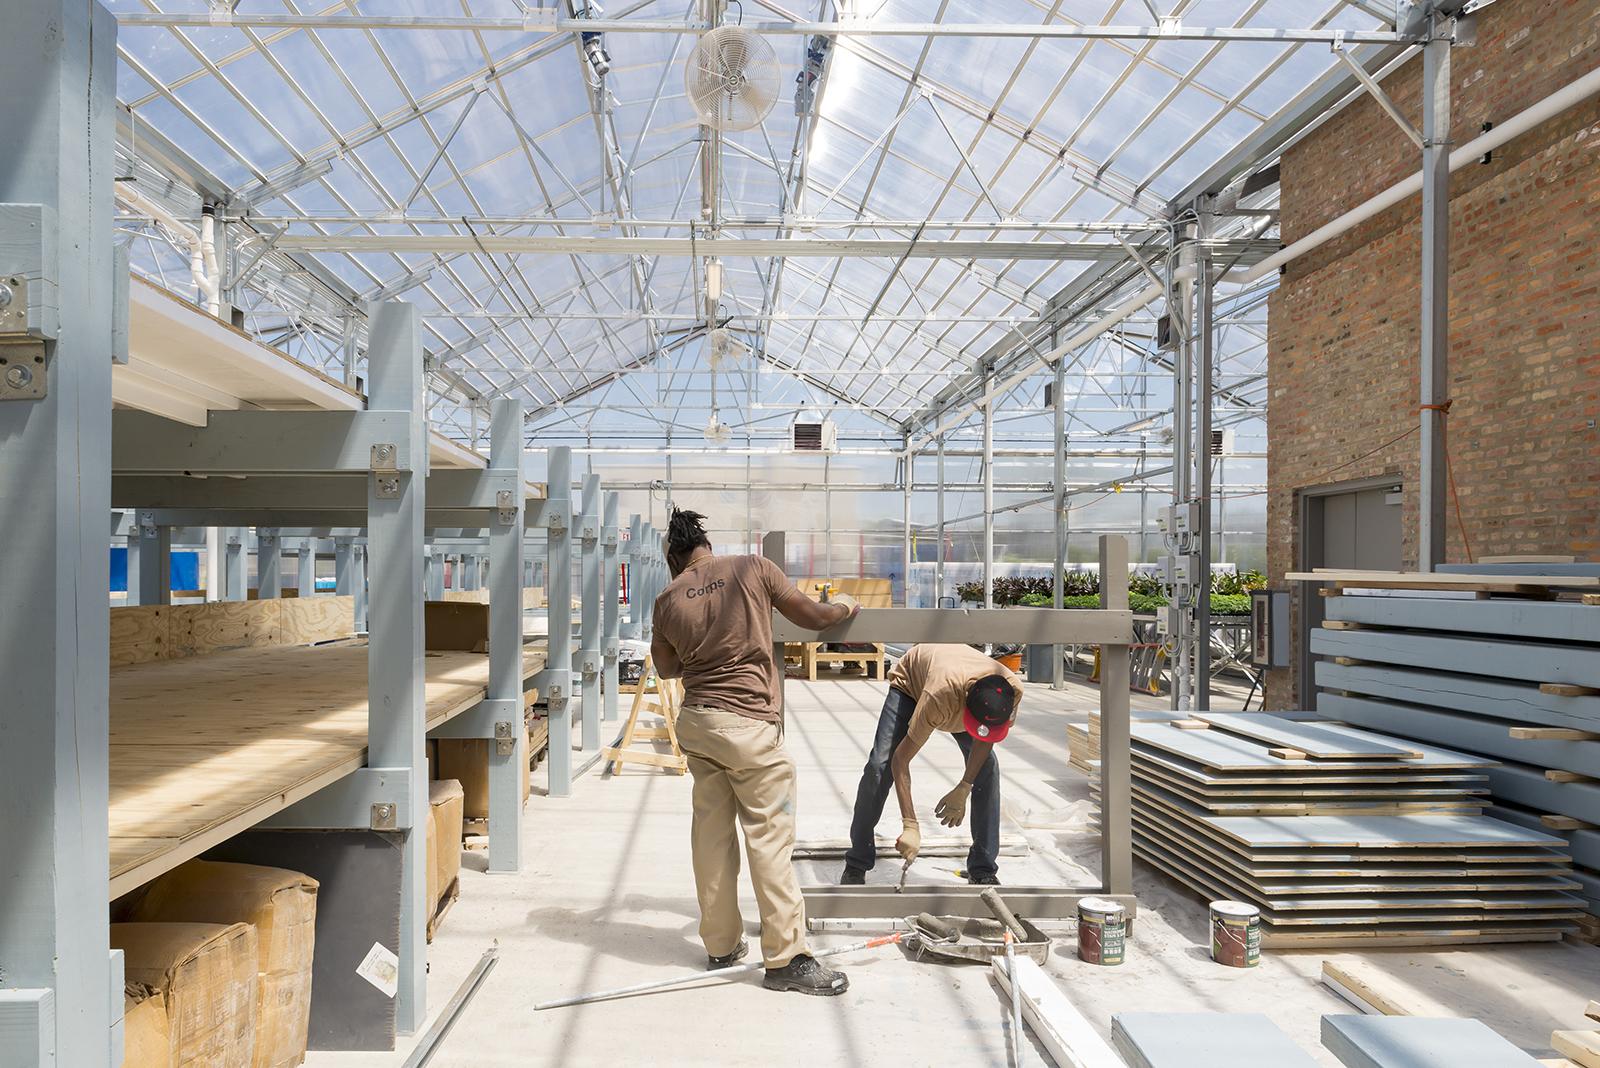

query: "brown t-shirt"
xmin=652 ymin=554 xmax=814 ymax=722
xmin=886 ymin=643 xmax=1025 ymax=748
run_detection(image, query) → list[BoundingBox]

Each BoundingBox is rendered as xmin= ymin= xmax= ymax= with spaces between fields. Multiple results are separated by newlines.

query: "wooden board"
xmin=1112 ymin=1013 xmax=1321 ymax=1068
xmin=991 ymin=957 xmax=1125 ymax=1068
xmin=1131 ymin=719 xmax=1489 ymax=773
xmin=1485 ymin=763 xmax=1600 ymax=826
xmin=109 ymin=597 xmax=356 ymax=667
xmin=1551 ymin=1032 xmax=1600 ymax=1068
xmin=108 ymin=641 xmax=545 ymax=898
xmin=1195 ymin=712 xmax=1421 ymax=759
xmin=1288 ymin=569 xmax=1600 ymax=591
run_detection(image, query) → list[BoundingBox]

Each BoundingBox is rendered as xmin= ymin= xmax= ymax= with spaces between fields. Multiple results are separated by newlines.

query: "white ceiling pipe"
xmin=1227 ymin=61 xmax=1600 ymax=285
xmin=908 ymin=61 xmax=1600 ymax=455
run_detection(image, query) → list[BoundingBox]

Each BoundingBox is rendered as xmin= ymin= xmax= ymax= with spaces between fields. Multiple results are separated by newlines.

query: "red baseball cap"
xmin=963 ymin=674 xmax=1016 ymax=744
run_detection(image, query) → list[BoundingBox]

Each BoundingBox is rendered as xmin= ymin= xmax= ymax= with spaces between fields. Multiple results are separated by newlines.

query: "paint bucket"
xmin=1077 ymin=897 xmax=1126 ymax=965
xmin=1210 ymin=900 xmax=1261 ymax=968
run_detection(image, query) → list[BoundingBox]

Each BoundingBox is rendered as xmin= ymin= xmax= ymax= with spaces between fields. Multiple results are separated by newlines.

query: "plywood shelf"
xmin=108 ymin=641 xmax=545 ymax=899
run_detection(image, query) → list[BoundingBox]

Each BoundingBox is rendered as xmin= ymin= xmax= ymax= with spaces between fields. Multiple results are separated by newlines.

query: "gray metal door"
xmin=1296 ymin=481 xmax=1403 ymax=706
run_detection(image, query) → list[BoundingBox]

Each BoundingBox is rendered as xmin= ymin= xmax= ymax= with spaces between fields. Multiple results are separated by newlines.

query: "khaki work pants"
xmin=675 ymin=705 xmax=808 ymax=969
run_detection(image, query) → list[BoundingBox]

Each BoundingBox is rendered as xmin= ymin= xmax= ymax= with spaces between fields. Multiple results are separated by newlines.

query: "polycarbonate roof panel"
xmin=108 ymin=0 xmax=1391 ymax=438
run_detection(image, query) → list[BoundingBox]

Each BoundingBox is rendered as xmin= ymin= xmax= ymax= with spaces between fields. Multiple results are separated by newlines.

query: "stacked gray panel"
xmin=1313 ymin=581 xmax=1600 ymax=942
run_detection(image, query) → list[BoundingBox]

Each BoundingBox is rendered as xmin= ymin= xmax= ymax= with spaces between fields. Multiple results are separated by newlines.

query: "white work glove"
xmin=896 ymin=817 xmax=921 ymax=862
xmin=935 ymin=782 xmax=973 ymax=828
xmin=830 ymin=592 xmax=861 ymax=620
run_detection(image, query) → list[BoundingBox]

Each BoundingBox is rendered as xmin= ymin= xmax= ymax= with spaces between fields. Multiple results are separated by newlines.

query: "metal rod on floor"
xmin=534 ymin=933 xmax=903 ymax=1010
xmin=400 ymin=946 xmax=500 ymax=1068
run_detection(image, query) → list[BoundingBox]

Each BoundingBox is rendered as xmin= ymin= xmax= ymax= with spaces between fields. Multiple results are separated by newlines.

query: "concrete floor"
xmin=306 ymin=674 xmax=1599 ymax=1067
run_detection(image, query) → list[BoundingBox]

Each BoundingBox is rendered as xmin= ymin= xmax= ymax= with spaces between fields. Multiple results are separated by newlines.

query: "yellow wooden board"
xmin=108 ymin=641 xmax=545 ymax=897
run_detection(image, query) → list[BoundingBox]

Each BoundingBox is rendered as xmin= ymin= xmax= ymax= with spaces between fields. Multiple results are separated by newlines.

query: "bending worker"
xmin=840 ymin=643 xmax=1023 ymax=886
xmin=651 ymin=507 xmax=859 ymax=995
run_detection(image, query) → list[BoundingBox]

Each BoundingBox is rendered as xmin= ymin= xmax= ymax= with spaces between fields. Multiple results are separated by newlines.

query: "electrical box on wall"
xmin=1158 ymin=503 xmax=1200 ymax=534
xmin=1250 ymin=589 xmax=1290 ymax=668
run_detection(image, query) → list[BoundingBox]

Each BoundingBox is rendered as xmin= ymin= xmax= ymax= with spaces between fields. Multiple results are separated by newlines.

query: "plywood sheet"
xmin=1130 ymin=720 xmax=1489 ymax=772
xmin=1197 ymin=712 xmax=1421 ymax=759
xmin=108 ymin=641 xmax=545 ymax=896
xmin=1321 ymin=1014 xmax=1544 ymax=1068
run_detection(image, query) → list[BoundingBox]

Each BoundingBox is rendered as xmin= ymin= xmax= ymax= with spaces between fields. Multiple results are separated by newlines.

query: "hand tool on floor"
xmin=534 ymin=932 xmax=903 ymax=1010
xmin=979 ymin=887 xmax=1030 ymax=944
xmin=914 ymin=913 xmax=961 ymax=944
xmin=1002 ymin=929 xmax=1023 ymax=1067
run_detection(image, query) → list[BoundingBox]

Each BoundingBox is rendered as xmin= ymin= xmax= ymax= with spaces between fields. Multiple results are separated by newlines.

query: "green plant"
xmin=1128 ymin=571 xmax=1165 ymax=597
xmin=955 ymin=580 xmax=983 ymax=604
xmin=1212 ymin=569 xmax=1267 ymax=595
xmin=1062 ymin=570 xmax=1099 ymax=597
xmin=1210 ymin=593 xmax=1251 ymax=616
xmin=1018 ymin=592 xmax=1052 ymax=607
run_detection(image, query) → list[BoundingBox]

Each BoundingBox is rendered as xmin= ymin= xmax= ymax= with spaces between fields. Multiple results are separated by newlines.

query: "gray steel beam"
xmin=801 ymin=886 xmax=1138 ymax=920
xmin=770 ymin=607 xmax=1134 ymax=646
xmin=579 ymin=474 xmax=602 ymax=753
xmin=257 ymin=528 xmax=282 ymax=599
xmin=353 ymin=544 xmax=368 ymax=632
xmin=110 ymin=409 xmax=417 ymax=475
xmin=0 ymin=4 xmax=116 ymax=1064
xmin=487 ymin=399 xmax=526 ymax=872
xmin=297 ymin=539 xmax=314 ymax=596
xmin=463 ymin=552 xmax=481 ymax=592
xmin=623 ymin=515 xmax=642 ymax=639
xmin=335 ymin=535 xmax=355 ymax=595
xmin=1100 ymin=534 xmax=1134 ymax=896
xmin=544 ymin=447 xmax=574 ymax=796
xmin=602 ymin=493 xmax=621 ymax=723
xmin=1195 ymin=231 xmax=1215 ymax=709
xmin=364 ymin=301 xmax=429 ymax=1033
xmin=426 ymin=545 xmax=445 ymax=600
xmin=1418 ymin=16 xmax=1452 ymax=571
xmin=1052 ymin=355 xmax=1067 ymax=689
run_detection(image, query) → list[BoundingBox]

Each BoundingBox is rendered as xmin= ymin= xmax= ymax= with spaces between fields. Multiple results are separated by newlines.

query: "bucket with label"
xmin=1210 ymin=900 xmax=1261 ymax=968
xmin=1077 ymin=897 xmax=1126 ymax=965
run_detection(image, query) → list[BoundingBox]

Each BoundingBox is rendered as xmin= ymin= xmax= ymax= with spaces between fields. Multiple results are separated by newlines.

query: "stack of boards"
xmin=1089 ymin=710 xmax=1584 ymax=947
xmin=1303 ymin=565 xmax=1600 ymax=944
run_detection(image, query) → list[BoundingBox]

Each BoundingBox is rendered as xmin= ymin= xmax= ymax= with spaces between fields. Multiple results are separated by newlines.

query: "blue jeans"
xmin=844 ymin=687 xmax=1001 ymax=879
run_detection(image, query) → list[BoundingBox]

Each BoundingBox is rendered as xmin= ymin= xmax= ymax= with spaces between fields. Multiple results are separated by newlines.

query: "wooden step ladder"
xmin=602 ymin=654 xmax=688 ymax=775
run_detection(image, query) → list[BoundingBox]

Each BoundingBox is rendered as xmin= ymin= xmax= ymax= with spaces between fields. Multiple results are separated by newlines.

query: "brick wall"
xmin=1265 ymin=0 xmax=1600 ymax=708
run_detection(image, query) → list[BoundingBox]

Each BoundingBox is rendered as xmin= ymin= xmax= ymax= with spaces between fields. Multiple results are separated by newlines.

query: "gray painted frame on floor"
xmin=1113 ymin=1013 xmax=1321 ymax=1068
xmin=1310 ymin=628 xmax=1600 ymax=689
xmin=1315 ymin=661 xmax=1600 ymax=731
xmin=1321 ymin=1014 xmax=1543 ymax=1068
xmin=1325 ymin=593 xmax=1600 ymax=643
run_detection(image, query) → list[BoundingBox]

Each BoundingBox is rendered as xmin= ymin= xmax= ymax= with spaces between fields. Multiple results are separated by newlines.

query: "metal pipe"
xmin=982 ymin=388 xmax=995 ymax=610
xmin=1052 ymin=354 xmax=1066 ymax=690
xmin=935 ymin=436 xmax=946 ymax=604
xmin=1418 ymin=18 xmax=1452 ymax=570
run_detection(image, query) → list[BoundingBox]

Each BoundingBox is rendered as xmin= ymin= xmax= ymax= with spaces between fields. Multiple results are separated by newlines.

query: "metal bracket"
xmin=373 ymin=474 xmax=401 ymax=499
xmin=601 ymin=526 xmax=619 ymax=548
xmin=545 ymin=508 xmax=568 ymax=533
xmin=370 ymin=802 xmax=397 ymax=831
xmin=0 ymin=277 xmax=47 ymax=401
xmin=370 ymin=443 xmax=398 ymax=471
xmin=602 ymin=638 xmax=619 ymax=658
xmin=580 ymin=652 xmax=600 ymax=676
xmin=494 ymin=720 xmax=516 ymax=756
xmin=543 ymin=670 xmax=570 ymax=702
xmin=581 ymin=518 xmax=599 ymax=541
xmin=1158 ymin=15 xmax=1182 ymax=34
xmin=496 ymin=489 xmax=517 ymax=524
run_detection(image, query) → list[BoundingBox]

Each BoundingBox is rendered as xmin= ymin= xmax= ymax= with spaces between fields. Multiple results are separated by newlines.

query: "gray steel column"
xmin=639 ymin=524 xmax=656 ymax=639
xmin=935 ymin=437 xmax=945 ymax=604
xmin=1195 ymin=227 xmax=1216 ymax=710
xmin=1418 ymin=14 xmax=1452 ymax=572
xmin=420 ymin=545 xmax=434 ymax=601
xmin=0 ymin=3 xmax=115 ymax=1062
xmin=463 ymin=552 xmax=480 ymax=591
xmin=602 ymin=493 xmax=621 ymax=723
xmin=125 ymin=530 xmax=141 ymax=605
xmin=578 ymin=473 xmax=602 ymax=752
xmin=257 ymin=527 xmax=282 ymax=598
xmin=763 ymin=531 xmax=786 ymax=721
xmin=297 ymin=539 xmax=314 ymax=595
xmin=487 ymin=398 xmax=526 ymax=872
xmin=545 ymin=447 xmax=574 ymax=796
xmin=1052 ymin=355 xmax=1067 ymax=690
xmin=364 ymin=301 xmax=428 ymax=1033
xmin=982 ymin=390 xmax=995 ymax=610
xmin=901 ymin=444 xmax=912 ymax=605
xmin=334 ymin=535 xmax=354 ymax=595
xmin=623 ymin=514 xmax=642 ymax=639
xmin=823 ymin=456 xmax=833 ymax=577
xmin=1170 ymin=235 xmax=1195 ymax=712
xmin=137 ymin=511 xmax=171 ymax=606
xmin=224 ymin=528 xmax=246 ymax=600
xmin=353 ymin=544 xmax=368 ymax=631
xmin=1099 ymin=534 xmax=1133 ymax=895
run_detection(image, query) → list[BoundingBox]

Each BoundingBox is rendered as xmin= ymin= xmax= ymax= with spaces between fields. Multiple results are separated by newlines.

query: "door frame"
xmin=1294 ymin=474 xmax=1403 ymax=708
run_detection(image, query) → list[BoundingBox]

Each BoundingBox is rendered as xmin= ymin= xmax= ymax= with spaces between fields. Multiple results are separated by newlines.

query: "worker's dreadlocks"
xmin=665 ymin=506 xmax=711 ymax=574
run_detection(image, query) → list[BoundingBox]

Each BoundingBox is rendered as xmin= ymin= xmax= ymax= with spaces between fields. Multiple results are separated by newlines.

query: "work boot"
xmin=707 ymin=937 xmax=749 ymax=970
xmin=763 ymin=954 xmax=849 ymax=996
xmin=967 ymin=872 xmax=1001 ymax=886
xmin=839 ymin=864 xmax=866 ymax=885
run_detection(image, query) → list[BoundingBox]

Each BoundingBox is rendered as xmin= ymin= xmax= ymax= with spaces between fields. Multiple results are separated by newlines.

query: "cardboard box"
xmin=123 ymin=989 xmax=171 ymax=1068
xmin=112 ymin=922 xmax=258 ymax=1068
xmin=434 ymin=738 xmax=530 ymax=819
xmin=424 ymin=601 xmax=490 ymax=651
xmin=127 ymin=862 xmax=318 ymax=1068
xmin=427 ymin=779 xmax=465 ymax=941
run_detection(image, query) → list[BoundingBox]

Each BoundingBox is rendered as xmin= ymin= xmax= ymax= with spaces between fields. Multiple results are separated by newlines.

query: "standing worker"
xmin=651 ymin=508 xmax=860 ymax=995
xmin=840 ymin=644 xmax=1023 ymax=886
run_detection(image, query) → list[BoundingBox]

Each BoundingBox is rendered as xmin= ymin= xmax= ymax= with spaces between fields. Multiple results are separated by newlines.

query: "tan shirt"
xmin=887 ymin=643 xmax=1025 ymax=748
xmin=652 ymin=554 xmax=814 ymax=722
